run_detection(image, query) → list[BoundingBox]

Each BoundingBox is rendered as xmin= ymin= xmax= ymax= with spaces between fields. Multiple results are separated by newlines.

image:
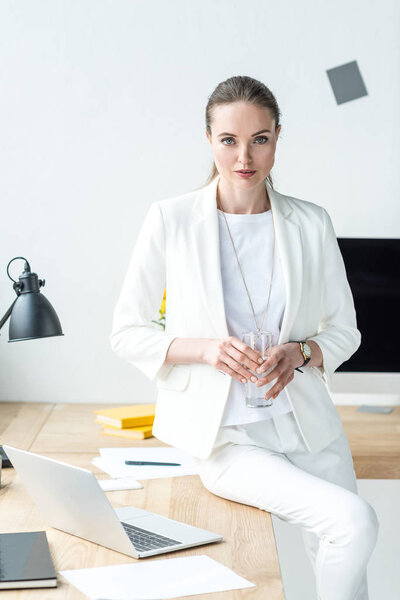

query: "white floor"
xmin=272 ymin=479 xmax=400 ymax=599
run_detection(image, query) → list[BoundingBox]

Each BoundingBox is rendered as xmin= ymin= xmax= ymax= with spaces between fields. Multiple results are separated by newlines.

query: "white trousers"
xmin=197 ymin=411 xmax=379 ymax=600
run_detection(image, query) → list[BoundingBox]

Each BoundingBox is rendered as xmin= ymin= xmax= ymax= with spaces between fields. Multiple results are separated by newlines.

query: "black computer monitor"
xmin=336 ymin=238 xmax=400 ymax=373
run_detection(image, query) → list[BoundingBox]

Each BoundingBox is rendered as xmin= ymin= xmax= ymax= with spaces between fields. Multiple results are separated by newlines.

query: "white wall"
xmin=1 ymin=0 xmax=399 ymax=403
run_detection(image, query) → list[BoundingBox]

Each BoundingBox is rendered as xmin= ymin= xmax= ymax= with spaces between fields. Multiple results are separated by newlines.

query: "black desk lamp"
xmin=0 ymin=257 xmax=63 ymax=470
xmin=0 ymin=257 xmax=63 ymax=342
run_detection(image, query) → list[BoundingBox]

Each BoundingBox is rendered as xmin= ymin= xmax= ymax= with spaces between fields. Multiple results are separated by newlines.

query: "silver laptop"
xmin=4 ymin=445 xmax=223 ymax=559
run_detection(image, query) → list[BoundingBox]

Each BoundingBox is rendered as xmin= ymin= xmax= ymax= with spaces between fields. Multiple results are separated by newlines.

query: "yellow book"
xmin=94 ymin=417 xmax=156 ymax=430
xmin=94 ymin=417 xmax=154 ymax=431
xmin=102 ymin=425 xmax=154 ymax=440
xmin=93 ymin=404 xmax=155 ymax=429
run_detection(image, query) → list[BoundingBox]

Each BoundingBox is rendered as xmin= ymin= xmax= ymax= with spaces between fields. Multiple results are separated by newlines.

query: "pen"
xmin=124 ymin=460 xmax=181 ymax=466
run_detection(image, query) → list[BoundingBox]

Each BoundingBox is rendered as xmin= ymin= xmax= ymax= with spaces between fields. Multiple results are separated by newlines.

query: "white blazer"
xmin=110 ymin=175 xmax=361 ymax=460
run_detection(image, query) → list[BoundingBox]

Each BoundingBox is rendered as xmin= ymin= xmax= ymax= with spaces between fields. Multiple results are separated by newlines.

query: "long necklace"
xmin=217 ymin=188 xmax=275 ymax=333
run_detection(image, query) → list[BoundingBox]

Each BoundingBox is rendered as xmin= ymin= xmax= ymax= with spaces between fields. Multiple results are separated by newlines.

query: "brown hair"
xmin=203 ymin=75 xmax=282 ymax=189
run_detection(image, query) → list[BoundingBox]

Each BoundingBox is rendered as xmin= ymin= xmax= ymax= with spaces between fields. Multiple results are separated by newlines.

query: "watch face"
xmin=303 ymin=343 xmax=311 ymax=358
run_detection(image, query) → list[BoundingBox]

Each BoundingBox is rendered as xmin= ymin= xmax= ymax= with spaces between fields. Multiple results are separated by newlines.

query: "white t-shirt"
xmin=217 ymin=207 xmax=293 ymax=427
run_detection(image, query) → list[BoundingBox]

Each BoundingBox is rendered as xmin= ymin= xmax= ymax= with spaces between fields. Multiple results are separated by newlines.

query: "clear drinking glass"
xmin=242 ymin=330 xmax=273 ymax=408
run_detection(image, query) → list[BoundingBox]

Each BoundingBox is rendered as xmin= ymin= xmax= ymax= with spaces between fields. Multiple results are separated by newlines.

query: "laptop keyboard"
xmin=121 ymin=521 xmax=183 ymax=552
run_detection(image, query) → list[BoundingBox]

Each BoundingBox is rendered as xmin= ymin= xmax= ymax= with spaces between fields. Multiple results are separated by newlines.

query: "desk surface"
xmin=0 ymin=403 xmax=285 ymax=600
xmin=1 ymin=402 xmax=399 ymax=599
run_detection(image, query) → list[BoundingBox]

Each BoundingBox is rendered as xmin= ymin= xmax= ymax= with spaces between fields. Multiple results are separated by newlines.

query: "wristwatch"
xmin=299 ymin=341 xmax=312 ymax=368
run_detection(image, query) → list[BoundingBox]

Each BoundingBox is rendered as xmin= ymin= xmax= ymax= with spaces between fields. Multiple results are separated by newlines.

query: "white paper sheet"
xmin=92 ymin=457 xmax=130 ymax=479
xmin=60 ymin=555 xmax=255 ymax=599
xmin=94 ymin=447 xmax=200 ymax=480
xmin=98 ymin=477 xmax=143 ymax=491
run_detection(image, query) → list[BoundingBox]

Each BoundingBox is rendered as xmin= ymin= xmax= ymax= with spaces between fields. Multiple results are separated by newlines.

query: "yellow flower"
xmin=159 ymin=289 xmax=166 ymax=316
xmin=151 ymin=290 xmax=166 ymax=330
xmin=160 ymin=299 xmax=166 ymax=315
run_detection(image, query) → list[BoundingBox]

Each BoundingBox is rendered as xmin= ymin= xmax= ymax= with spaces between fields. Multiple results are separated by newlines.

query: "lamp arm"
xmin=0 ymin=298 xmax=18 ymax=332
xmin=1 ymin=258 xmax=27 ymax=333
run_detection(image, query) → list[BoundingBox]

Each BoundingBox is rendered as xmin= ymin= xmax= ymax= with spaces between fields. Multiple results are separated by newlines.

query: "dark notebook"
xmin=0 ymin=531 xmax=57 ymax=589
xmin=0 ymin=446 xmax=12 ymax=468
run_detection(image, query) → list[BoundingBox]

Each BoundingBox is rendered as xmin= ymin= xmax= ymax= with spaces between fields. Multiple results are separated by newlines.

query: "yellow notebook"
xmin=102 ymin=424 xmax=153 ymax=440
xmin=93 ymin=404 xmax=155 ymax=429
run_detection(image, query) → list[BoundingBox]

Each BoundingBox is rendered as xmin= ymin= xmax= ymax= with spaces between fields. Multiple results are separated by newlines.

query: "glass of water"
xmin=242 ymin=330 xmax=273 ymax=408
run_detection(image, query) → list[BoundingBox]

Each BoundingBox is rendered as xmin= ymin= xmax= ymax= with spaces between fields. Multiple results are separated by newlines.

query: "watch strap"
xmin=290 ymin=340 xmax=311 ymax=372
xmin=299 ymin=341 xmax=311 ymax=367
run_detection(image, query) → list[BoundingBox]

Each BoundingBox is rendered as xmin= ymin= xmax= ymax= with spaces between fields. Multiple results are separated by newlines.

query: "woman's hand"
xmin=202 ymin=336 xmax=266 ymax=384
xmin=255 ymin=342 xmax=304 ymax=401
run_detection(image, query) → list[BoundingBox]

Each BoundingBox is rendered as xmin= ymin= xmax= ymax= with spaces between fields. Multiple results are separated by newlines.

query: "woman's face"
xmin=206 ymin=101 xmax=281 ymax=187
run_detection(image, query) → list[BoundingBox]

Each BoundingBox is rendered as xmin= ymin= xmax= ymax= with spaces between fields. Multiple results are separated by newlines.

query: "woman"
xmin=110 ymin=75 xmax=379 ymax=600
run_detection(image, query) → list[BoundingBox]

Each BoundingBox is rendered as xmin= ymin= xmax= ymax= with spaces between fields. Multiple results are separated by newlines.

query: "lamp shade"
xmin=9 ymin=293 xmax=63 ymax=342
xmin=5 ymin=258 xmax=63 ymax=342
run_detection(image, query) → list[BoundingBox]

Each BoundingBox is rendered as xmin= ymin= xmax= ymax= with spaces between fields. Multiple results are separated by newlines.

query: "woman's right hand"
xmin=202 ymin=336 xmax=266 ymax=383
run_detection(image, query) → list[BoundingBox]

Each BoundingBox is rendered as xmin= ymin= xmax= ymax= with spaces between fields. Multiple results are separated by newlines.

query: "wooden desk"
xmin=334 ymin=405 xmax=400 ymax=479
xmin=0 ymin=403 xmax=285 ymax=599
xmin=1 ymin=402 xmax=399 ymax=599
